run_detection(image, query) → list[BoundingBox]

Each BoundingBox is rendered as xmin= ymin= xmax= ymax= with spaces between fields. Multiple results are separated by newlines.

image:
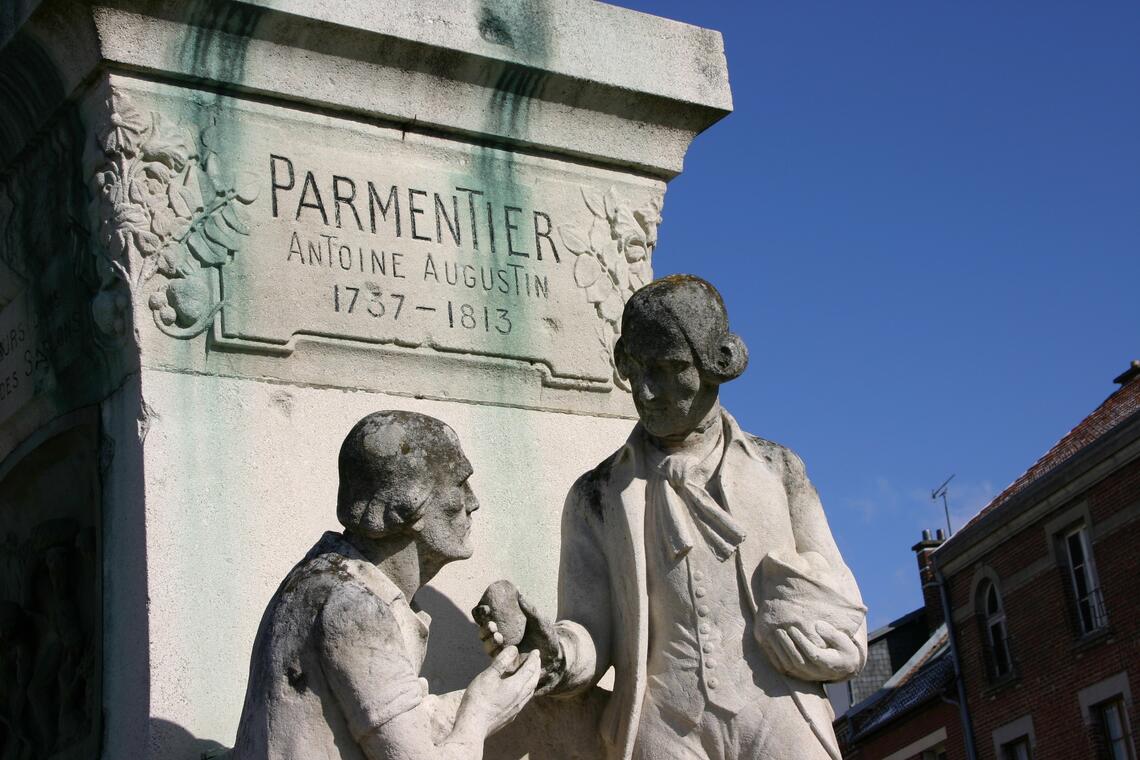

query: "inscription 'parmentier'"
xmin=269 ymin=155 xmax=562 ymax=264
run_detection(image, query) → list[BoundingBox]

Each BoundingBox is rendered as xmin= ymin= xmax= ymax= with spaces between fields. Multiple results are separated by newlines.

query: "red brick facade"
xmin=845 ymin=699 xmax=963 ymax=760
xmin=941 ymin=454 xmax=1140 ymax=759
xmin=840 ymin=369 xmax=1140 ymax=759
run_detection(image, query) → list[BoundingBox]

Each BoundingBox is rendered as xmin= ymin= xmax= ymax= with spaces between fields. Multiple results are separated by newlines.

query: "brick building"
xmin=837 ymin=361 xmax=1140 ymax=759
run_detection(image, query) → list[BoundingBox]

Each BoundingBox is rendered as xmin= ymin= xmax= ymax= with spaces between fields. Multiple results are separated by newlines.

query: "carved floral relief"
xmin=84 ymin=90 xmax=258 ymax=339
xmin=558 ymin=187 xmax=663 ymax=389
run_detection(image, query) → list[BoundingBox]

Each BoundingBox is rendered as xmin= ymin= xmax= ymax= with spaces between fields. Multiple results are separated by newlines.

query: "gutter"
xmin=935 ymin=563 xmax=978 ymax=760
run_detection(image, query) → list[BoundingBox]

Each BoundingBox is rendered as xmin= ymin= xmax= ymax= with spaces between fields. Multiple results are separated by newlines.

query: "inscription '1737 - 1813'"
xmin=261 ymin=154 xmax=564 ymax=342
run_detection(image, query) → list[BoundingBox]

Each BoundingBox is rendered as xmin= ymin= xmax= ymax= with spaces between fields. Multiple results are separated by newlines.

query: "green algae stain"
xmin=158 ymin=4 xmax=265 ymax=701
xmin=466 ymin=0 xmax=561 ymax=581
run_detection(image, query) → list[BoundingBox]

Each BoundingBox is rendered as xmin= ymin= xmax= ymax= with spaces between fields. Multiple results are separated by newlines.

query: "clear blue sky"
xmin=610 ymin=1 xmax=1140 ymax=629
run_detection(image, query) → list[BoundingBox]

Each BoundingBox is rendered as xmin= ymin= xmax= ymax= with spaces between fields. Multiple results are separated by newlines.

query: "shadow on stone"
xmin=415 ymin=586 xmax=607 ymax=758
xmin=415 ymin=585 xmax=487 ymax=694
xmin=485 ymin=687 xmax=608 ymax=760
xmin=149 ymin=718 xmax=227 ymax=760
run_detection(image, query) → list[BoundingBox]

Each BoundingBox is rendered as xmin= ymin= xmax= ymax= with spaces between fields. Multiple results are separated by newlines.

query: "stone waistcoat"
xmin=642 ymin=422 xmax=751 ymax=726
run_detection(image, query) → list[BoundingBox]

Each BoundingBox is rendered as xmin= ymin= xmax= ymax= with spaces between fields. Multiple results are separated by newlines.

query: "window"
xmin=921 ymin=746 xmax=947 ymax=760
xmin=978 ymin=579 xmax=1013 ymax=679
xmin=1064 ymin=525 xmax=1107 ymax=634
xmin=1001 ymin=736 xmax=1032 ymax=760
xmin=1095 ymin=697 xmax=1135 ymax=760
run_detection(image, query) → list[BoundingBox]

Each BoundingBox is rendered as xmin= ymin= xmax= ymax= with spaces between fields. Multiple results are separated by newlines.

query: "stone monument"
xmin=0 ymin=1 xmax=731 ymax=758
xmin=477 ymin=276 xmax=868 ymax=760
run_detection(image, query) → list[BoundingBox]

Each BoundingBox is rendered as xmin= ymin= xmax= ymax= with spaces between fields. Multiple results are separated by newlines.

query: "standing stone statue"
xmin=476 ymin=275 xmax=867 ymax=760
xmin=230 ymin=411 xmax=540 ymax=760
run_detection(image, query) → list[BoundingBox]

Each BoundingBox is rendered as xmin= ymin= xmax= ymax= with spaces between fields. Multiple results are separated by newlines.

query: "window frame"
xmin=1001 ymin=735 xmax=1032 ymax=760
xmin=1094 ymin=696 xmax=1136 ymax=760
xmin=1063 ymin=524 xmax=1108 ymax=635
xmin=977 ymin=578 xmax=1014 ymax=680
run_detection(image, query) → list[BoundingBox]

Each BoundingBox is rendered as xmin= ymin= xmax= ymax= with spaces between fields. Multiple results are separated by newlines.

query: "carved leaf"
xmin=628 ymin=259 xmax=651 ymax=291
xmin=200 ymin=124 xmax=221 ymax=155
xmin=558 ymin=224 xmax=590 ymax=256
xmin=142 ymin=114 xmax=196 ymax=171
xmin=235 ymin=171 xmax=260 ymax=204
xmin=195 ymin=167 xmax=218 ymax=204
xmin=221 ymin=202 xmax=251 ymax=236
xmin=152 ymin=207 xmax=191 ymax=240
xmin=171 ymin=169 xmax=205 ymax=219
xmin=610 ymin=205 xmax=646 ymax=260
xmin=581 ymin=188 xmax=607 ymax=219
xmin=157 ymin=241 xmax=196 ymax=278
xmin=604 ymin=187 xmax=622 ymax=222
xmin=134 ymin=228 xmax=161 ymax=256
xmin=573 ymin=253 xmax=602 ymax=288
xmin=584 ymin=277 xmax=612 ymax=305
xmin=168 ymin=180 xmax=192 ymax=219
xmin=203 ymin=215 xmax=242 ymax=251
xmin=138 ymin=251 xmax=159 ymax=283
xmin=598 ymin=291 xmax=624 ymax=322
xmin=635 ymin=205 xmax=661 ymax=249
xmin=95 ymin=170 xmax=126 ymax=209
xmin=187 ymin=229 xmax=228 ymax=266
xmin=204 ymin=153 xmax=235 ymax=193
xmin=100 ymin=96 xmax=147 ymax=159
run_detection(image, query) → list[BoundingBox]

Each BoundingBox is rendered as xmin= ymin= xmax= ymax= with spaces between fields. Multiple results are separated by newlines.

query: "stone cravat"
xmin=650 ymin=439 xmax=747 ymax=564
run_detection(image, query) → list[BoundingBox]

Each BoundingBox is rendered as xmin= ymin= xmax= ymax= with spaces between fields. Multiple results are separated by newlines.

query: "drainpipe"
xmin=935 ymin=563 xmax=979 ymax=760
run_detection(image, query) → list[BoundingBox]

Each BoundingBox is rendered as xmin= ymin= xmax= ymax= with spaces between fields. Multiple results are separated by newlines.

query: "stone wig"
xmin=336 ymin=410 xmax=471 ymax=538
xmin=614 ymin=274 xmax=749 ymax=385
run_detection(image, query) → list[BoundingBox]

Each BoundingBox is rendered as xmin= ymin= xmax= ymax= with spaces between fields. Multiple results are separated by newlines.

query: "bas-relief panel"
xmin=0 ymin=109 xmax=114 ymax=438
xmin=88 ymin=82 xmax=664 ymax=394
xmin=0 ymin=422 xmax=101 ymax=760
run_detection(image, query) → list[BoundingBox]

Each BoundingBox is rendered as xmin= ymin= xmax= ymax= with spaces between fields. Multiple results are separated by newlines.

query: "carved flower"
xmin=129 ymin=162 xmax=193 ymax=241
xmin=101 ymin=203 xmax=159 ymax=259
xmin=141 ymin=114 xmax=195 ymax=171
xmin=100 ymin=92 xmax=147 ymax=157
xmin=94 ymin=170 xmax=124 ymax=208
xmin=129 ymin=162 xmax=172 ymax=211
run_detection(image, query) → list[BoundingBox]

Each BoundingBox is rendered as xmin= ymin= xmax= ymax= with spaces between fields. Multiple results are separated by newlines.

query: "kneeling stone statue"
xmin=477 ymin=275 xmax=867 ymax=760
xmin=229 ymin=411 xmax=539 ymax=760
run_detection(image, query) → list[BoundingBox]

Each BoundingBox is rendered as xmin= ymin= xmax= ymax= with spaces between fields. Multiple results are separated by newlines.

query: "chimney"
xmin=1113 ymin=359 xmax=1140 ymax=387
xmin=912 ymin=529 xmax=946 ymax=631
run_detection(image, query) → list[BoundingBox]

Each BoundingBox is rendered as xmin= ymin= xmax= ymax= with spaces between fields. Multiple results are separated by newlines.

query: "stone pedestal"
xmin=0 ymin=2 xmax=730 ymax=757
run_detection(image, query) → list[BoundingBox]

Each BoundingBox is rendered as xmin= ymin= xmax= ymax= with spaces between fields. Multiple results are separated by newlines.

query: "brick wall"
xmin=944 ymin=455 xmax=1140 ymax=759
xmin=846 ymin=698 xmax=963 ymax=760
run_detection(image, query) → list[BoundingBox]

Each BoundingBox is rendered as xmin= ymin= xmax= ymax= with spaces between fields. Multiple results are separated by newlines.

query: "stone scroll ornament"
xmin=85 ymin=90 xmax=257 ymax=340
xmin=558 ymin=187 xmax=663 ymax=390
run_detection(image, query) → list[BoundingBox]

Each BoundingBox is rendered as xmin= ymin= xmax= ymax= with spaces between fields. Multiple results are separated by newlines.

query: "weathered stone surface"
xmin=478 ymin=276 xmax=868 ymax=760
xmin=0 ymin=2 xmax=732 ymax=758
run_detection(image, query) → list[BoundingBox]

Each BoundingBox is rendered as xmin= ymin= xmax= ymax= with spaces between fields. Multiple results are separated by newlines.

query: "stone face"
xmin=478 ymin=276 xmax=868 ymax=760
xmin=0 ymin=2 xmax=731 ymax=758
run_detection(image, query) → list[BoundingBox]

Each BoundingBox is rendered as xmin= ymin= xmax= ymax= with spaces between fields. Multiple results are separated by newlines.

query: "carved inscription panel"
xmin=104 ymin=91 xmax=665 ymax=392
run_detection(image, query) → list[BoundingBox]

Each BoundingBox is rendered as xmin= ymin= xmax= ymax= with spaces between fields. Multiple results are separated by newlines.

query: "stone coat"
xmin=554 ymin=410 xmax=866 ymax=760
xmin=230 ymin=532 xmax=431 ymax=760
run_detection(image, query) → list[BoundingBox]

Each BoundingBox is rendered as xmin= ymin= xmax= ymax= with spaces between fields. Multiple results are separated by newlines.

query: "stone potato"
xmin=479 ymin=579 xmax=528 ymax=647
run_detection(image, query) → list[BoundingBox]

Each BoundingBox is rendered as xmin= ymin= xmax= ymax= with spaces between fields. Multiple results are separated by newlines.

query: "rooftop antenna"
xmin=931 ymin=474 xmax=955 ymax=537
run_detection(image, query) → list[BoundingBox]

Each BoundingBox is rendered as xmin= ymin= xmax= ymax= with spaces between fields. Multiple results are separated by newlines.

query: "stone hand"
xmin=765 ymin=620 xmax=862 ymax=682
xmin=453 ymin=646 xmax=541 ymax=738
xmin=473 ymin=580 xmax=564 ymax=695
